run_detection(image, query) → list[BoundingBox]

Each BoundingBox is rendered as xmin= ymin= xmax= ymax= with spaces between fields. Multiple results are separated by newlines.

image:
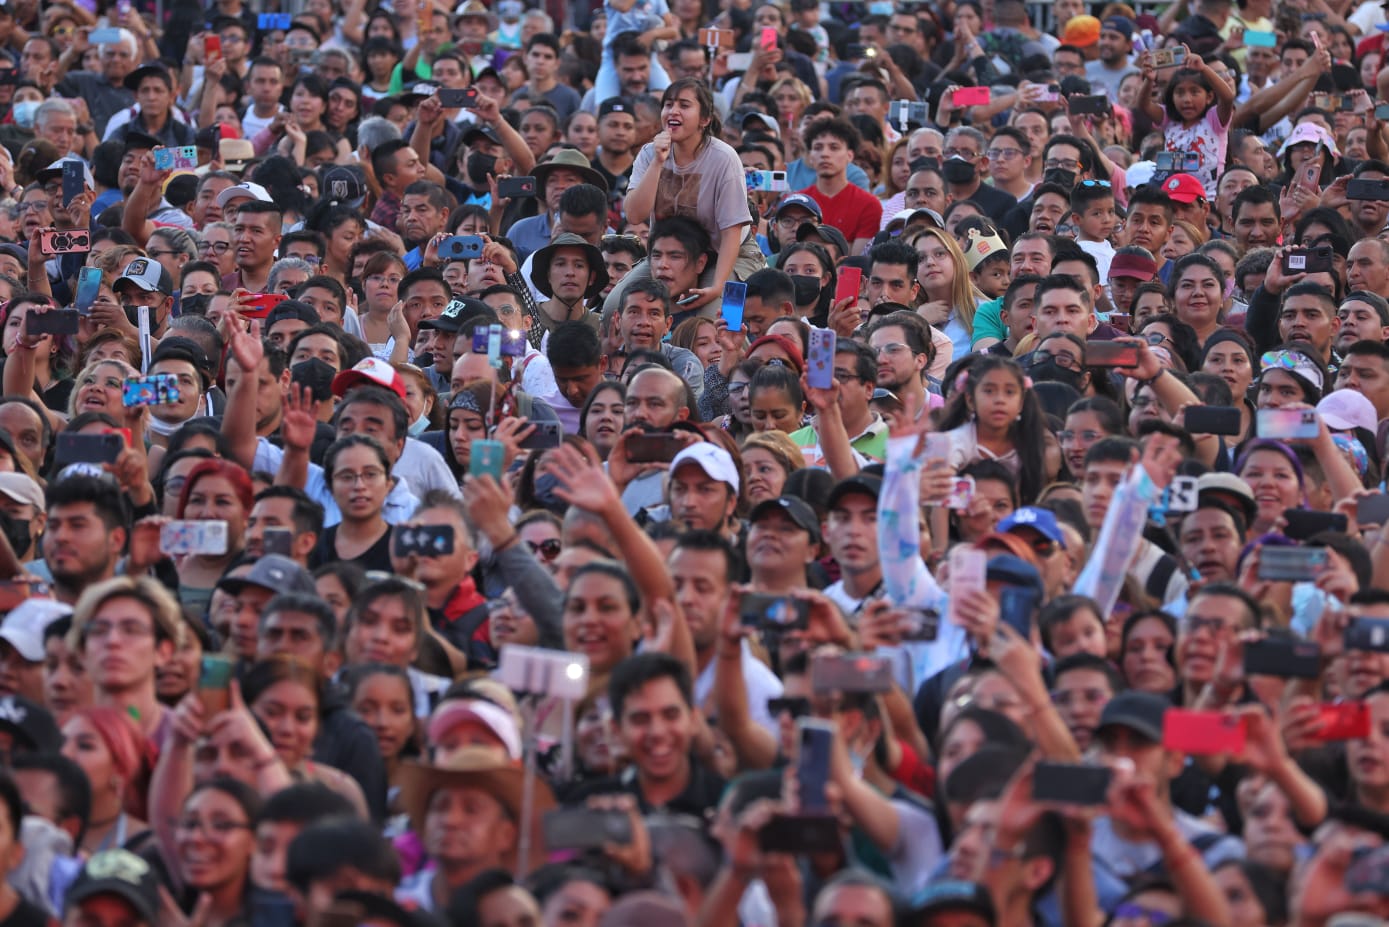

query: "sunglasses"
xmin=527 ymin=538 xmax=562 ymax=560
xmin=767 ymin=696 xmax=811 ymax=719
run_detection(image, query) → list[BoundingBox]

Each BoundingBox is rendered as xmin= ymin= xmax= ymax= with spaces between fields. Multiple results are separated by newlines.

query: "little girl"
xmin=1135 ymin=44 xmax=1236 ymax=199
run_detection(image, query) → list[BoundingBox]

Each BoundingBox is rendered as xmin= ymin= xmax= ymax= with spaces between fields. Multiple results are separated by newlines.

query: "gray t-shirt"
xmin=1085 ymin=58 xmax=1139 ymax=99
xmin=630 ymin=136 xmax=753 ymax=247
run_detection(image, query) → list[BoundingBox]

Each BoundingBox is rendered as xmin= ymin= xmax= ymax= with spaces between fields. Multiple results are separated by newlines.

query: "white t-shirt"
xmin=693 ymin=641 xmax=784 ymax=736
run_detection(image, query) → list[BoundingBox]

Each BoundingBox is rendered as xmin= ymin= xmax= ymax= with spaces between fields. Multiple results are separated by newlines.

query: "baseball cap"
xmin=122 ymin=130 xmax=162 ymax=156
xmin=1109 ymin=252 xmax=1158 ymax=281
xmin=795 ymin=223 xmax=851 ymax=257
xmin=911 ymin=879 xmax=996 ymax=925
xmin=774 ymin=193 xmax=822 ymax=220
xmin=0 ymin=472 xmax=43 ymax=511
xmin=826 ymin=474 xmax=882 ymax=511
xmin=427 ymin=698 xmax=522 ymax=759
xmin=1319 ymin=390 xmax=1378 ymax=433
xmin=217 ymin=554 xmax=317 ymax=597
xmin=1195 ymin=472 xmax=1257 ymax=524
xmin=150 ymin=337 xmax=213 ymax=386
xmin=36 ymin=156 xmax=94 ymax=186
xmin=0 ymin=600 xmax=72 ymax=662
xmin=215 ymin=180 xmax=274 ymax=208
xmin=887 ymin=206 xmax=945 ymax=229
xmin=0 ymin=244 xmax=26 ymax=266
xmin=1102 ymin=15 xmax=1135 ymax=38
xmin=265 ymin=301 xmax=321 ymax=331
xmin=0 ymin=694 xmax=61 ymax=753
xmin=742 ymin=111 xmax=780 ymax=136
xmin=462 ymin=124 xmax=503 ymax=147
xmin=114 ymin=257 xmax=174 ymax=296
xmin=998 ymin=506 xmax=1066 ymax=548
xmin=1161 ymin=172 xmax=1206 ymax=203
xmin=64 ymin=849 xmax=161 ymax=924
xmin=985 ymin=552 xmax=1044 ymax=593
xmin=1097 ymin=690 xmax=1168 ymax=742
xmin=748 ymin=495 xmax=822 ymax=544
xmin=320 ymin=165 xmax=366 ymax=207
xmin=419 ymin=297 xmax=490 ymax=333
xmin=1062 ymin=14 xmax=1101 ymax=45
xmin=669 ymin=443 xmax=740 ymax=494
xmin=598 ymin=97 xmax=634 ymax=120
xmin=331 ymin=357 xmax=409 ymax=401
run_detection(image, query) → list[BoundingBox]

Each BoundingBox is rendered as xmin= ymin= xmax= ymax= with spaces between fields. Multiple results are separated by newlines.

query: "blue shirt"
xmin=786 ymin=158 xmax=872 ymax=193
xmin=508 ymin=212 xmax=553 ymax=262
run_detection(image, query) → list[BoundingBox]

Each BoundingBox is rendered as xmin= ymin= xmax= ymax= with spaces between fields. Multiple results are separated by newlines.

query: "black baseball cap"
xmin=748 ymin=495 xmax=822 ymax=544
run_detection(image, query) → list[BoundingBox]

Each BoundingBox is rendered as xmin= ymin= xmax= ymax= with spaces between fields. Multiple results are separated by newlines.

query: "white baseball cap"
xmin=215 ymin=181 xmax=273 ymax=208
xmin=0 ymin=600 xmax=72 ymax=662
xmin=670 ymin=443 xmax=740 ymax=493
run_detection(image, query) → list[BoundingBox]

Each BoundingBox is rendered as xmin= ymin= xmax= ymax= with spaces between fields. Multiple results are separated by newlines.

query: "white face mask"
xmin=11 ymin=101 xmax=38 ymax=129
xmin=408 ymin=413 xmax=430 ymax=436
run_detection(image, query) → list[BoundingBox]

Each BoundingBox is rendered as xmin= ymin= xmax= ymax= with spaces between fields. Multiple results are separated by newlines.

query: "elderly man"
xmin=55 ymin=29 xmax=138 ymax=137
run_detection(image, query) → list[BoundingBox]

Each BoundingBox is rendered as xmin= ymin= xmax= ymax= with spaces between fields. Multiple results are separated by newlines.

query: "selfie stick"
xmin=517 ymin=698 xmax=539 ymax=876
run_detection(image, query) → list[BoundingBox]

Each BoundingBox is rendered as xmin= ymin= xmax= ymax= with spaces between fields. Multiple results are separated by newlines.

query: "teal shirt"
xmin=971 ymin=295 xmax=1005 ymax=347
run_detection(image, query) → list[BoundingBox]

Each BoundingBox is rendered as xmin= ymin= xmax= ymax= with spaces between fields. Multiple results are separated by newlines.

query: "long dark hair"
xmin=660 ymin=77 xmax=723 ymax=146
xmin=937 ymin=354 xmax=1048 ymax=503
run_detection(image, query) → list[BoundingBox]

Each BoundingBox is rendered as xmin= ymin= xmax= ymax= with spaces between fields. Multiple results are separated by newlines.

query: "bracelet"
xmin=1136 ymin=368 xmax=1166 ymax=390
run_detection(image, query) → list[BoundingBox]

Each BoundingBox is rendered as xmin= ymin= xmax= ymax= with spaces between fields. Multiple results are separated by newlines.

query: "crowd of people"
xmin=0 ymin=0 xmax=1386 ymax=924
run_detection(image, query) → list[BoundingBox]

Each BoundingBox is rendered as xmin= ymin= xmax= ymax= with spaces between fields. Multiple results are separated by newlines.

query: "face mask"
xmin=291 ymin=358 xmax=336 ymax=402
xmin=11 ymin=101 xmax=37 ymax=129
xmin=0 ymin=512 xmax=28 ymax=560
xmin=408 ymin=413 xmax=430 ymax=436
xmin=941 ymin=156 xmax=976 ymax=185
xmin=1043 ymin=168 xmax=1077 ymax=191
xmin=790 ymin=274 xmax=821 ymax=306
xmin=467 ymin=152 xmax=497 ymax=186
xmin=1029 ymin=358 xmax=1084 ymax=390
xmin=532 ymin=472 xmax=566 ymax=511
xmin=180 ymin=293 xmax=212 ymax=318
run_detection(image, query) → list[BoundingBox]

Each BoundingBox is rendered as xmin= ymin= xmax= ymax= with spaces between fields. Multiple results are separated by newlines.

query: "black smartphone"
xmin=1359 ymin=493 xmax=1389 ymax=526
xmin=1347 ymin=178 xmax=1389 ymax=202
xmin=439 ymin=86 xmax=479 ymax=108
xmin=758 ymin=813 xmax=841 ymax=854
xmin=1031 ymin=761 xmax=1113 ymax=805
xmin=810 ymin=653 xmax=893 ymax=694
xmin=55 ymin=432 xmax=123 ymax=465
xmin=1282 ymin=245 xmax=1335 ymax=275
xmin=62 ymin=160 xmax=85 ymax=207
xmin=795 ymin=720 xmax=833 ymax=814
xmin=739 ymin=593 xmax=810 ymax=631
xmin=542 ymin=808 xmax=633 ymax=850
xmin=25 ymin=309 xmax=80 ymax=336
xmin=263 ymin=527 xmax=293 ymax=557
xmin=999 ymin=584 xmax=1039 ymax=637
xmin=1242 ymin=638 xmax=1322 ymax=678
xmin=1346 ymin=617 xmax=1389 ymax=653
xmin=391 ymin=524 xmax=456 ymax=558
xmin=1184 ymin=405 xmax=1242 ymax=436
xmin=1067 ymin=94 xmax=1110 ymax=115
xmin=625 ymin=432 xmax=684 ymax=463
xmin=517 ymin=420 xmax=562 ymax=450
xmin=498 ymin=176 xmax=537 ymax=198
xmin=1282 ymin=508 xmax=1348 ymax=541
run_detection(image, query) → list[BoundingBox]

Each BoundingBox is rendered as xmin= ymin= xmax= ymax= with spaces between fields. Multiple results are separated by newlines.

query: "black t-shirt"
xmin=308 ymin=524 xmax=394 ymax=572
xmin=0 ymin=896 xmax=54 ymax=927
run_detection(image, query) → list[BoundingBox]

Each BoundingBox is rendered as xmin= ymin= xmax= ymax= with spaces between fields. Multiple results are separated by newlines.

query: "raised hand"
xmin=280 ymin=385 xmax=320 ymax=451
xmin=543 ymin=441 xmax=621 ymax=514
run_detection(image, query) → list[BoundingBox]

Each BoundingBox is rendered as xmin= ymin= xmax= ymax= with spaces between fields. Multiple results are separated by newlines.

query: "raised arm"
xmin=121 ymin=151 xmax=172 ymax=247
xmin=220 ymin=317 xmax=264 ymax=472
xmin=712 ymin=588 xmax=780 ymax=770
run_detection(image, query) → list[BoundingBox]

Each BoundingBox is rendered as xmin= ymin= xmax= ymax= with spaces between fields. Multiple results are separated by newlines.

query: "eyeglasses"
xmin=1059 ymin=429 xmax=1103 ymax=445
xmin=331 ymin=467 xmax=387 ymax=486
xmin=833 ymin=370 xmax=860 ymax=383
xmin=147 ymin=249 xmax=177 ymax=259
xmin=986 ymin=148 xmax=1024 ymax=161
xmin=1043 ymin=159 xmax=1082 ymax=172
xmin=767 ymin=696 xmax=812 ymax=718
xmin=202 ymin=241 xmax=232 ymax=254
xmin=86 ymin=619 xmax=155 ymax=640
xmin=1030 ymin=351 xmax=1082 ymax=371
xmin=875 ymin=342 xmax=912 ymax=357
xmin=1051 ymin=687 xmax=1109 ymax=707
xmin=177 ymin=817 xmax=253 ymax=837
xmin=17 ymin=202 xmax=50 ymax=213
xmin=775 ymin=216 xmax=812 ymax=231
xmin=367 ymin=274 xmax=403 ymax=287
xmin=728 ymin=381 xmax=749 ymax=395
xmin=1143 ymin=332 xmax=1169 ymax=346
xmin=527 ymin=538 xmax=562 ymax=560
xmin=1187 ymin=615 xmax=1232 ymax=635
xmin=943 ymin=147 xmax=978 ymax=160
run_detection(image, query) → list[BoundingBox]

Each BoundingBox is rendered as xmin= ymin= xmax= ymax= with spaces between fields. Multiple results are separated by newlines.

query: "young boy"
xmin=964 ymin=227 xmax=1011 ymax=299
xmin=1069 ymin=179 xmax=1118 ymax=280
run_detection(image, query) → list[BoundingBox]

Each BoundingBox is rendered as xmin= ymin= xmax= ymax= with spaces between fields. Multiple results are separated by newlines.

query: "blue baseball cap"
xmin=774 ymin=193 xmax=822 ymax=220
xmin=998 ymin=506 xmax=1066 ymax=548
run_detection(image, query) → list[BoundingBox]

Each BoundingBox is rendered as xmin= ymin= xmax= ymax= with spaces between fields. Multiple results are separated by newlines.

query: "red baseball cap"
xmin=1109 ymin=252 xmax=1158 ymax=281
xmin=330 ymin=357 xmax=408 ymax=401
xmin=1161 ymin=173 xmax=1206 ymax=204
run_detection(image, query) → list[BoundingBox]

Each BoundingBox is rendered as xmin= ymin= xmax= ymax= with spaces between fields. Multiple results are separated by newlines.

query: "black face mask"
xmin=941 ymin=157 xmax=977 ymax=185
xmin=179 ymin=293 xmax=212 ymax=318
xmin=290 ymin=358 xmax=336 ymax=402
xmin=1043 ymin=168 xmax=1077 ymax=191
xmin=1028 ymin=358 xmax=1084 ymax=390
xmin=467 ymin=152 xmax=497 ymax=187
xmin=0 ymin=511 xmax=28 ymax=560
xmin=790 ymin=274 xmax=822 ymax=306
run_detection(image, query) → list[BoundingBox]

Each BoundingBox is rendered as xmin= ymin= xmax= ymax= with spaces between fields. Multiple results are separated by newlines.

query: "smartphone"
xmin=810 ymin=652 xmax=893 ymax=694
xmin=1348 ymin=179 xmax=1389 ymax=202
xmin=497 ymin=175 xmax=536 ymax=198
xmin=153 ymin=146 xmax=198 ymax=171
xmin=1282 ymin=245 xmax=1334 ymax=274
xmin=1377 ymin=103 xmax=1389 ymax=121
xmin=241 ymin=292 xmax=289 ymax=319
xmin=26 ymin=309 xmax=79 ymax=336
xmin=835 ymin=267 xmax=861 ymax=304
xmin=1183 ymin=405 xmax=1242 ymax=436
xmin=806 ymin=328 xmax=836 ymax=390
xmin=1031 ymin=761 xmax=1113 ymax=805
xmin=1359 ymin=493 xmax=1389 ymax=526
xmin=439 ymin=235 xmax=485 ymax=260
xmin=1242 ymin=638 xmax=1322 ymax=678
xmin=998 ymin=584 xmax=1039 ymax=637
xmin=1310 ymin=702 xmax=1371 ymax=741
xmin=945 ymin=475 xmax=975 ymax=511
xmin=1244 ymin=29 xmax=1277 ymax=47
xmin=1345 ymin=617 xmax=1389 ymax=653
xmin=542 ymin=808 xmax=634 ymax=850
xmin=89 ymin=28 xmax=123 ymax=43
xmin=948 ymin=546 xmax=987 ymax=627
xmin=1067 ymin=94 xmax=1110 ymax=115
xmin=1154 ymin=151 xmax=1201 ymax=173
xmin=1151 ymin=46 xmax=1187 ymax=68
xmin=722 ymin=281 xmax=747 ymax=331
xmin=439 ymin=86 xmax=480 ymax=108
xmin=38 ymin=229 xmax=90 ymax=255
xmin=739 ymin=593 xmax=810 ymax=631
xmin=392 ymin=523 xmax=455 ymax=558
xmin=470 ymin=326 xmax=525 ymax=357
xmin=625 ymin=432 xmax=683 ymax=464
xmin=258 ymin=12 xmax=293 ymax=30
xmin=1257 ymin=408 xmax=1319 ymax=441
xmin=1257 ymin=545 xmax=1329 ymax=582
xmin=698 ymin=27 xmax=734 ymax=49
xmin=888 ymin=100 xmax=929 ymax=126
xmin=204 ymin=34 xmax=222 ymax=62
xmin=62 ymin=160 xmax=84 ymax=207
xmin=160 ymin=520 xmax=230 ymax=556
xmin=1282 ymin=508 xmax=1348 ymax=541
xmin=1312 ymin=92 xmax=1356 ymax=112
xmin=846 ymin=42 xmax=873 ymax=59
xmin=745 ymin=170 xmax=789 ymax=193
xmin=1162 ymin=708 xmax=1246 ymax=756
xmin=469 ymin=439 xmax=505 ymax=481
xmin=198 ymin=654 xmax=234 ymax=716
xmin=923 ymin=432 xmax=950 ymax=465
xmin=262 ymin=527 xmax=293 ymax=557
xmin=760 ymin=27 xmax=777 ymax=50
xmin=517 ymin=420 xmax=562 ymax=450
xmin=55 ymin=432 xmax=123 ymax=465
xmin=1085 ymin=341 xmax=1139 ymax=367
xmin=122 ymin=373 xmax=180 ymax=407
xmin=758 ymin=813 xmax=840 ymax=853
xmin=900 ymin=607 xmax=940 ymax=642
xmin=795 ymin=719 xmax=834 ymax=814
xmin=74 ymin=267 xmax=101 ymax=316
xmin=952 ymin=87 xmax=990 ymax=107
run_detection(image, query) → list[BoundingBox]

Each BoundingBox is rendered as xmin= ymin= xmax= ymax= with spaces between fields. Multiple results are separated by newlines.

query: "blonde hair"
xmin=908 ymin=226 xmax=986 ymax=335
xmin=740 ymin=430 xmax=804 ymax=477
xmin=72 ymin=576 xmax=185 ymax=650
xmin=67 ymin=358 xmax=140 ymax=419
xmin=1169 ymin=219 xmax=1209 ymax=249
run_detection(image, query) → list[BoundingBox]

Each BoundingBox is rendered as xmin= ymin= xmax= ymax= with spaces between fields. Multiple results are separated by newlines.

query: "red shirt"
xmin=799 ymin=182 xmax=883 ymax=245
